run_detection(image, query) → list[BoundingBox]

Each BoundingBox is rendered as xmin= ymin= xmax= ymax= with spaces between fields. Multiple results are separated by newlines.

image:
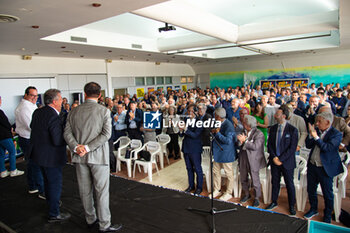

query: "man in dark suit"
xmin=304 ymin=111 xmax=343 ymax=223
xmin=180 ymin=104 xmax=203 ymax=195
xmin=197 ymin=103 xmax=211 ymax=147
xmin=266 ymin=105 xmax=298 ymax=215
xmin=305 ymin=95 xmax=324 ymax=125
xmin=125 ymin=101 xmax=143 ymax=142
xmin=30 ymin=89 xmax=70 ymax=222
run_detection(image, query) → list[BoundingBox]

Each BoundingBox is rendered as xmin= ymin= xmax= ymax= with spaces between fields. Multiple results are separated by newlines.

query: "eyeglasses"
xmin=28 ymin=94 xmax=39 ymax=98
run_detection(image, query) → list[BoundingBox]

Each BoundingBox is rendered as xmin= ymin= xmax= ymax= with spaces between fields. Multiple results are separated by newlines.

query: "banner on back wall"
xmin=292 ymin=79 xmax=309 ymax=88
xmin=211 ymin=64 xmax=350 ymax=89
xmin=157 ymin=86 xmax=163 ymax=93
xmin=136 ymin=88 xmax=144 ymax=98
xmin=182 ymin=85 xmax=187 ymax=92
xmin=148 ymin=87 xmax=155 ymax=94
xmin=260 ymin=80 xmax=276 ymax=89
xmin=260 ymin=79 xmax=309 ymax=89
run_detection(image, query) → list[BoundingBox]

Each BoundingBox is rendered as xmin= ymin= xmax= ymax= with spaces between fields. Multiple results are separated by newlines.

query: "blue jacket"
xmin=181 ymin=118 xmax=203 ymax=155
xmin=30 ymin=106 xmax=67 ymax=167
xmin=226 ymin=107 xmax=241 ymax=124
xmin=267 ymin=122 xmax=298 ymax=170
xmin=305 ymin=126 xmax=343 ymax=177
xmin=213 ymin=119 xmax=236 ymax=163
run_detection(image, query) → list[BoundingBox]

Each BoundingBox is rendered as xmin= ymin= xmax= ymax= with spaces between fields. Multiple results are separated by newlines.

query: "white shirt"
xmin=15 ymin=99 xmax=37 ymax=139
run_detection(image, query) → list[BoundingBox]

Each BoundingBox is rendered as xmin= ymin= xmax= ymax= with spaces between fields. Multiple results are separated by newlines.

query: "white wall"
xmin=0 ymin=54 xmax=195 ymax=121
xmin=0 ymin=77 xmax=56 ymax=124
xmin=190 ymin=48 xmax=350 ymax=85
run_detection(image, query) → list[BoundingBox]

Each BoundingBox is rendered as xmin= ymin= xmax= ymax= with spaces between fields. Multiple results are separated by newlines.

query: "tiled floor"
xmin=113 ymin=155 xmax=350 ymax=228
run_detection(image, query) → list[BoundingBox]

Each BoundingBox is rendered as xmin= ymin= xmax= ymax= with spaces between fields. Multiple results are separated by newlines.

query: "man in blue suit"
xmin=304 ymin=111 xmax=343 ymax=223
xmin=30 ymin=89 xmax=70 ymax=222
xmin=266 ymin=105 xmax=298 ymax=215
xmin=180 ymin=104 xmax=203 ymax=195
xmin=125 ymin=101 xmax=143 ymax=142
xmin=211 ymin=107 xmax=236 ymax=201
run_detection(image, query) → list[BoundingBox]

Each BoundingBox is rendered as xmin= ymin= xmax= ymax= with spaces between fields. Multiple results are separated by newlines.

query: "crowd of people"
xmin=1 ymin=81 xmax=350 ymax=230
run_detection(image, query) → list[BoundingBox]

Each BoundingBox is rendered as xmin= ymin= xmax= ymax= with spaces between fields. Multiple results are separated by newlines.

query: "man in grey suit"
xmin=237 ymin=115 xmax=266 ymax=207
xmin=64 ymin=82 xmax=122 ymax=233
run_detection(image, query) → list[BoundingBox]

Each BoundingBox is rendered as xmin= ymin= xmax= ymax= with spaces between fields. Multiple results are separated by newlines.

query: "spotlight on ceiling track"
xmin=158 ymin=23 xmax=176 ymax=33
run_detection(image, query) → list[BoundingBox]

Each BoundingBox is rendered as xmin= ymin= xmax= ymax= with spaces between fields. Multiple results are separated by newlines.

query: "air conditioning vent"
xmin=131 ymin=44 xmax=142 ymax=49
xmin=202 ymin=53 xmax=207 ymax=58
xmin=61 ymin=50 xmax=76 ymax=54
xmin=0 ymin=14 xmax=19 ymax=23
xmin=70 ymin=36 xmax=87 ymax=43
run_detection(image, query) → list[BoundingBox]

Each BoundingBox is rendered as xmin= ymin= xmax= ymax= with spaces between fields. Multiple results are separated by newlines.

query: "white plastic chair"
xmin=340 ymin=151 xmax=350 ymax=165
xmin=156 ymin=134 xmax=171 ymax=168
xmin=201 ymin=146 xmax=211 ymax=192
xmin=316 ymin=163 xmax=348 ymax=222
xmin=294 ymin=156 xmax=308 ymax=211
xmin=114 ymin=136 xmax=131 ymax=174
xmin=278 ymin=156 xmax=307 ymax=211
xmin=333 ymin=163 xmax=348 ymax=222
xmin=299 ymin=147 xmax=310 ymax=161
xmin=178 ymin=136 xmax=184 ymax=159
xmin=260 ymin=152 xmax=271 ymax=204
xmin=133 ymin=141 xmax=161 ymax=182
xmin=232 ymin=160 xmax=241 ymax=198
xmin=116 ymin=139 xmax=142 ymax=177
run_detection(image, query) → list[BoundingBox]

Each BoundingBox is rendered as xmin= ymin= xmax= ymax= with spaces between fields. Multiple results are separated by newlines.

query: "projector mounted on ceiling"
xmin=158 ymin=23 xmax=176 ymax=33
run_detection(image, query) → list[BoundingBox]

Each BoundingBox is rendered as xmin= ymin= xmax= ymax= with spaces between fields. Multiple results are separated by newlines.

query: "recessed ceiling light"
xmin=31 ymin=25 xmax=39 ymax=29
xmin=146 ymin=59 xmax=149 ymax=61
xmin=120 ymin=58 xmax=123 ymax=60
xmin=92 ymin=3 xmax=101 ymax=7
xmin=21 ymin=48 xmax=26 ymax=51
xmin=80 ymin=55 xmax=84 ymax=57
xmin=34 ymin=52 xmax=39 ymax=55
xmin=61 ymin=46 xmax=66 ymax=49
xmin=147 ymin=54 xmax=151 ymax=56
xmin=0 ymin=14 xmax=19 ymax=23
xmin=108 ymin=50 xmax=112 ymax=53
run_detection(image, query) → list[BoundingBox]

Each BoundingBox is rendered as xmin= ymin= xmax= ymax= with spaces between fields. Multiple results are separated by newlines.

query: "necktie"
xmin=276 ymin=124 xmax=282 ymax=156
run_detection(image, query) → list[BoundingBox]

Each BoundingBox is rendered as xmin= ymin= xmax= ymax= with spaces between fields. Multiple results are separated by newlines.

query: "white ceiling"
xmin=0 ymin=0 xmax=348 ymax=65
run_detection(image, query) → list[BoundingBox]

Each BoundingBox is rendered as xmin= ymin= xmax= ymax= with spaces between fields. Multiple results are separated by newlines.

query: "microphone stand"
xmin=187 ymin=131 xmax=237 ymax=233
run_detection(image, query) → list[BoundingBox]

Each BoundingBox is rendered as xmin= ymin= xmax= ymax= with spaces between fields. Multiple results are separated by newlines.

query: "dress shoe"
xmin=194 ymin=189 xmax=202 ymax=195
xmin=28 ymin=189 xmax=39 ymax=194
xmin=252 ymin=199 xmax=260 ymax=207
xmin=38 ymin=193 xmax=46 ymax=200
xmin=87 ymin=219 xmax=99 ymax=228
xmin=48 ymin=212 xmax=71 ymax=223
xmin=289 ymin=207 xmax=296 ymax=216
xmin=240 ymin=195 xmax=251 ymax=203
xmin=265 ymin=202 xmax=278 ymax=210
xmin=303 ymin=209 xmax=318 ymax=219
xmin=99 ymin=224 xmax=122 ymax=232
xmin=184 ymin=186 xmax=195 ymax=192
xmin=323 ymin=216 xmax=331 ymax=224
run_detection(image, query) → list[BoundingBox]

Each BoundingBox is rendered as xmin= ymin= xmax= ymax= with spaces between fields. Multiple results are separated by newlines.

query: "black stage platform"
xmin=0 ymin=163 xmax=307 ymax=233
